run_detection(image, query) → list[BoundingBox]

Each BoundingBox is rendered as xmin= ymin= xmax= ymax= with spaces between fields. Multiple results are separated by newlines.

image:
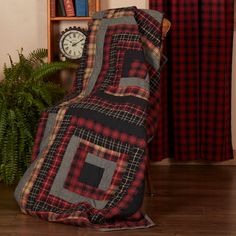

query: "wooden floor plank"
xmin=1 ymin=165 xmax=236 ymax=235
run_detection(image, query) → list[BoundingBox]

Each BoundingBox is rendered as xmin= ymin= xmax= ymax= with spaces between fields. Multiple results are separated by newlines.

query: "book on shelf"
xmin=63 ymin=0 xmax=75 ymax=16
xmin=88 ymin=0 xmax=96 ymax=17
xmin=85 ymin=0 xmax=88 ymax=16
xmin=57 ymin=0 xmax=66 ymax=16
xmin=74 ymin=0 xmax=88 ymax=17
xmin=50 ymin=0 xmax=56 ymax=17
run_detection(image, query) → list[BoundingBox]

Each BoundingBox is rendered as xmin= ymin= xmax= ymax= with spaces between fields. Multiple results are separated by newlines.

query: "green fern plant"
xmin=0 ymin=48 xmax=77 ymax=184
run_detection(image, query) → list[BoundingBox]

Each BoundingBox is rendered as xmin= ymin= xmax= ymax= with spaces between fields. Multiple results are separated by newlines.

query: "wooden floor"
xmin=1 ymin=165 xmax=236 ymax=236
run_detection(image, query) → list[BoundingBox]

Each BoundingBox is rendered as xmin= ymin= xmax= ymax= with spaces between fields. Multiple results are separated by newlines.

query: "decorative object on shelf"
xmin=59 ymin=26 xmax=87 ymax=61
xmin=75 ymin=0 xmax=88 ymax=16
xmin=0 ymin=48 xmax=78 ymax=185
xmin=88 ymin=0 xmax=96 ymax=16
xmin=50 ymin=0 xmax=56 ymax=17
xmin=63 ymin=0 xmax=75 ymax=17
xmin=57 ymin=0 xmax=66 ymax=16
xmin=47 ymin=0 xmax=100 ymax=62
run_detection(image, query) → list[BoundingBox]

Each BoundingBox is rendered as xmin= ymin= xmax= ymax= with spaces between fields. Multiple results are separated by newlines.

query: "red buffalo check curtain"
xmin=149 ymin=0 xmax=234 ymax=161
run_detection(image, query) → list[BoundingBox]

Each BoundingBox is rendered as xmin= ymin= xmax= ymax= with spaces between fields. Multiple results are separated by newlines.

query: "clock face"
xmin=59 ymin=28 xmax=86 ymax=60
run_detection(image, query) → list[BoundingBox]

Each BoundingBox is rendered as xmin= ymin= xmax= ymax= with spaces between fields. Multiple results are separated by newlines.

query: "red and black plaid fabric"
xmin=149 ymin=0 xmax=234 ymax=161
xmin=14 ymin=7 xmax=165 ymax=230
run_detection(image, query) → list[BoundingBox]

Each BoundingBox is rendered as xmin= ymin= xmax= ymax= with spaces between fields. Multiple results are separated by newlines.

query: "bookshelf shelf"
xmin=50 ymin=17 xmax=92 ymax=21
xmin=47 ymin=0 xmax=100 ymax=62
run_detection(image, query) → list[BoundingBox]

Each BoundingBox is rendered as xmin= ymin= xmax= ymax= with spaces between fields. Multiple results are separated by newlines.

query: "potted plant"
xmin=0 ymin=48 xmax=77 ymax=184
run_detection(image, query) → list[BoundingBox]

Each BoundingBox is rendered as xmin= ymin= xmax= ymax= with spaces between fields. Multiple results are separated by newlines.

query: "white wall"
xmin=0 ymin=0 xmax=47 ymax=77
xmin=0 ymin=0 xmax=235 ymax=150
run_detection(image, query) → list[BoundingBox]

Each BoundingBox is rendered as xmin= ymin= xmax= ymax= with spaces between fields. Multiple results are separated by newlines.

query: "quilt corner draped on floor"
xmin=14 ymin=7 xmax=166 ymax=231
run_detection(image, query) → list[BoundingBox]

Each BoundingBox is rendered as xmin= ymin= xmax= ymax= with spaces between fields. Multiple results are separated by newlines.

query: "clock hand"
xmin=72 ymin=39 xmax=84 ymax=47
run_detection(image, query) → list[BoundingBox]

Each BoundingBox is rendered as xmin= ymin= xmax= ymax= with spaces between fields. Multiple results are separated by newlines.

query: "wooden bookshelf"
xmin=47 ymin=0 xmax=100 ymax=62
xmin=50 ymin=17 xmax=92 ymax=21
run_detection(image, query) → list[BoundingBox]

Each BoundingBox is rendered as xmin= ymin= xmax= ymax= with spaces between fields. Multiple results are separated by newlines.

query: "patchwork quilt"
xmin=15 ymin=7 xmax=165 ymax=230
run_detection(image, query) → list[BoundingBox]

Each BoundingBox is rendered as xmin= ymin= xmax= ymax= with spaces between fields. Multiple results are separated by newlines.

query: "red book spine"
xmin=50 ymin=0 xmax=56 ymax=17
xmin=63 ymin=0 xmax=75 ymax=17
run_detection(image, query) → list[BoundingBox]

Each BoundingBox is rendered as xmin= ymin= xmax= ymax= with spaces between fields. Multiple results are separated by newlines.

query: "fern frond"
xmin=27 ymin=48 xmax=48 ymax=66
xmin=31 ymin=62 xmax=78 ymax=81
xmin=43 ymin=82 xmax=65 ymax=103
xmin=30 ymin=84 xmax=52 ymax=106
xmin=0 ymin=110 xmax=18 ymax=185
xmin=3 ymin=63 xmax=12 ymax=81
xmin=16 ymin=91 xmax=34 ymax=107
xmin=0 ymin=103 xmax=8 ymax=146
xmin=15 ymin=108 xmax=33 ymax=138
xmin=32 ymin=97 xmax=46 ymax=112
xmin=4 ymin=55 xmax=32 ymax=82
xmin=7 ymin=54 xmax=14 ymax=66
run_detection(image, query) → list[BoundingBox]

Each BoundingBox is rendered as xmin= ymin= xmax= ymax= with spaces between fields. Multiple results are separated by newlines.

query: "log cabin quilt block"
xmin=15 ymin=7 xmax=165 ymax=230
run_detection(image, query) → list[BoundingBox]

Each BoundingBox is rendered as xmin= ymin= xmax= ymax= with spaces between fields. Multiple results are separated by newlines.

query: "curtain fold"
xmin=149 ymin=0 xmax=234 ymax=161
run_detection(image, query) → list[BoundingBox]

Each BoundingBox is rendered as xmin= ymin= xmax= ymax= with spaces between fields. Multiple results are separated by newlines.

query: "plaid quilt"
xmin=15 ymin=7 xmax=165 ymax=230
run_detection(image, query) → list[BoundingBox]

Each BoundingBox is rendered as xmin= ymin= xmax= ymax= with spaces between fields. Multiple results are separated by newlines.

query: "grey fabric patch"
xmin=143 ymin=9 xmax=163 ymax=24
xmin=39 ymin=113 xmax=57 ymax=155
xmin=14 ymin=158 xmax=38 ymax=205
xmin=119 ymin=76 xmax=149 ymax=90
xmin=14 ymin=113 xmax=56 ymax=205
xmin=84 ymin=16 xmax=137 ymax=97
xmin=49 ymin=136 xmax=108 ymax=209
xmin=85 ymin=153 xmax=117 ymax=191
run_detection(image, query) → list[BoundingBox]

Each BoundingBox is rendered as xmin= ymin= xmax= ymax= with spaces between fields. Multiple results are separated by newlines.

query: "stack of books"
xmin=50 ymin=0 xmax=96 ymax=17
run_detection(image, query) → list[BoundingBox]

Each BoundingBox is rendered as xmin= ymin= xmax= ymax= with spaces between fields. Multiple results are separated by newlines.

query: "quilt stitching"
xmin=15 ymin=7 xmax=165 ymax=230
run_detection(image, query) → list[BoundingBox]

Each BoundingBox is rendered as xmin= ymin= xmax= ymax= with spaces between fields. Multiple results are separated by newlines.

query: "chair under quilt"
xmin=15 ymin=7 xmax=165 ymax=230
